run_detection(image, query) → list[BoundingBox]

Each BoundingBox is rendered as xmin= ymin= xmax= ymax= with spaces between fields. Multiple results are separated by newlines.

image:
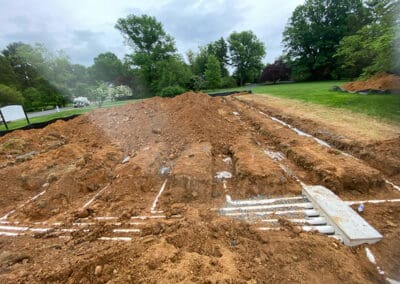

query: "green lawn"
xmin=210 ymin=81 xmax=400 ymax=122
xmin=0 ymin=99 xmax=143 ymax=131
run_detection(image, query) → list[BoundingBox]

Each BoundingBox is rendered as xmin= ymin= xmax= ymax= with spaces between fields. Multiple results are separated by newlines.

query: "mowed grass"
xmin=211 ymin=81 xmax=400 ymax=122
xmin=254 ymin=82 xmax=400 ymax=122
xmin=0 ymin=99 xmax=143 ymax=131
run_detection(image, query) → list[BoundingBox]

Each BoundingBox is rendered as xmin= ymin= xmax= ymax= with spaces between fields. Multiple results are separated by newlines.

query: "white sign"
xmin=0 ymin=105 xmax=26 ymax=122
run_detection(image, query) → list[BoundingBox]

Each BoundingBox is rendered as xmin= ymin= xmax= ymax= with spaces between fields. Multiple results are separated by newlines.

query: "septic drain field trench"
xmin=0 ymin=92 xmax=399 ymax=283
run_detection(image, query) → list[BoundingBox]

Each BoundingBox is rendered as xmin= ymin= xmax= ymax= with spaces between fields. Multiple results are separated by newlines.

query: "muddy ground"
xmin=0 ymin=92 xmax=399 ymax=283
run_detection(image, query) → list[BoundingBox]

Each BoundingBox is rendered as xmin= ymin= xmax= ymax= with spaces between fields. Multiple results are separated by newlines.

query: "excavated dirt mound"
xmin=342 ymin=73 xmax=400 ymax=92
xmin=0 ymin=218 xmax=382 ymax=283
xmin=0 ymin=92 xmax=399 ymax=282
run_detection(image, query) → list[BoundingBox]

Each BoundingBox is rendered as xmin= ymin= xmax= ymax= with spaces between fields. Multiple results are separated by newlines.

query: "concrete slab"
xmin=303 ymin=185 xmax=382 ymax=246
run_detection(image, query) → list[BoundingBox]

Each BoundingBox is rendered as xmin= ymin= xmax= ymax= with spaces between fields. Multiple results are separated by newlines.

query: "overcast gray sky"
xmin=0 ymin=0 xmax=304 ymax=66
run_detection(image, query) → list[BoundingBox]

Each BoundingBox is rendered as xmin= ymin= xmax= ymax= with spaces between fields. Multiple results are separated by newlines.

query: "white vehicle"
xmin=73 ymin=97 xmax=90 ymax=108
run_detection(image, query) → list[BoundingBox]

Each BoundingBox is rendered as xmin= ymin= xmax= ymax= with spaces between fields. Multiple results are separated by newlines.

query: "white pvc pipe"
xmin=225 ymin=194 xmax=304 ymax=206
xmin=385 ymin=180 xmax=400 ymax=192
xmin=82 ymin=185 xmax=109 ymax=209
xmin=302 ymin=225 xmax=335 ymax=234
xmin=264 ymin=149 xmax=285 ymax=161
xmin=1 ymin=189 xmax=49 ymax=220
xmin=224 ymin=209 xmax=306 ymax=217
xmin=98 ymin=237 xmax=132 ymax=241
xmin=305 ymin=209 xmax=320 ymax=216
xmin=220 ymin=202 xmax=313 ymax=212
xmin=150 ymin=179 xmax=168 ymax=214
xmin=0 ymin=231 xmax=24 ymax=236
xmin=131 ymin=215 xmax=166 ymax=220
xmin=261 ymin=218 xmax=306 ymax=223
xmin=260 ymin=217 xmax=326 ymax=226
xmin=258 ymin=109 xmax=400 ymax=191
xmin=257 ymin=227 xmax=281 ymax=231
xmin=306 ymin=217 xmax=326 ymax=225
xmin=0 ymin=225 xmax=29 ymax=231
xmin=78 ymin=214 xmax=178 ymax=221
xmin=346 ymin=199 xmax=400 ymax=205
xmin=112 ymin=228 xmax=141 ymax=233
xmin=365 ymin=247 xmax=385 ymax=276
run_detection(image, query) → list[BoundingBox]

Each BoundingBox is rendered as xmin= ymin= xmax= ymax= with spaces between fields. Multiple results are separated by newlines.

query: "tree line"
xmin=0 ymin=0 xmax=398 ymax=109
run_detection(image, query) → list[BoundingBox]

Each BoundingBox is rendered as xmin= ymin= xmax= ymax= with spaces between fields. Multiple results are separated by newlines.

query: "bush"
xmin=0 ymin=84 xmax=24 ymax=107
xmin=188 ymin=75 xmax=206 ymax=91
xmin=22 ymin=87 xmax=41 ymax=111
xmin=159 ymin=86 xmax=186 ymax=97
xmin=260 ymin=59 xmax=291 ymax=83
xmin=220 ymin=76 xmax=237 ymax=88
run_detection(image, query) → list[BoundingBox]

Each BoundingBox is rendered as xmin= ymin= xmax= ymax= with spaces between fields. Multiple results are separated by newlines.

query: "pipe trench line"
xmin=235 ymin=98 xmax=400 ymax=191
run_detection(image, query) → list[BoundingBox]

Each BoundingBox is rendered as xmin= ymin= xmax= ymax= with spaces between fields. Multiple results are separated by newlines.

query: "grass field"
xmin=0 ymin=99 xmax=142 ymax=131
xmin=210 ymin=81 xmax=400 ymax=122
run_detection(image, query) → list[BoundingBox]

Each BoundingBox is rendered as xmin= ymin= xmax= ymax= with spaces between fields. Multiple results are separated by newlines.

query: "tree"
xmin=188 ymin=47 xmax=209 ymax=76
xmin=207 ymin=37 xmax=229 ymax=76
xmin=90 ymin=83 xmax=109 ymax=107
xmin=90 ymin=52 xmax=123 ymax=83
xmin=0 ymin=55 xmax=19 ymax=88
xmin=204 ymin=55 xmax=221 ymax=89
xmin=110 ymin=85 xmax=132 ymax=101
xmin=0 ymin=84 xmax=24 ymax=107
xmin=22 ymin=87 xmax=42 ymax=110
xmin=228 ymin=31 xmax=266 ymax=86
xmin=152 ymin=56 xmax=191 ymax=94
xmin=334 ymin=0 xmax=400 ymax=77
xmin=283 ymin=0 xmax=368 ymax=80
xmin=115 ymin=14 xmax=177 ymax=91
xmin=260 ymin=59 xmax=291 ymax=83
xmin=2 ymin=42 xmax=43 ymax=89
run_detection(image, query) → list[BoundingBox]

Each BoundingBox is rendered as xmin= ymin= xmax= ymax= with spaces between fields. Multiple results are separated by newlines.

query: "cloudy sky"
xmin=0 ymin=0 xmax=303 ymax=66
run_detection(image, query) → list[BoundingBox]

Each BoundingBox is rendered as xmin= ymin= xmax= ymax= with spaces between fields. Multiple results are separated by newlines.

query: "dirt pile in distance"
xmin=342 ymin=73 xmax=400 ymax=92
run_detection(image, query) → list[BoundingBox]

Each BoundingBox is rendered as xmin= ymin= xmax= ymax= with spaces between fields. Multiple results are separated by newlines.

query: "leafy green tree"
xmin=228 ymin=31 xmax=266 ymax=86
xmin=2 ymin=42 xmax=43 ymax=89
xmin=22 ymin=87 xmax=42 ymax=110
xmin=204 ymin=55 xmax=221 ymax=89
xmin=0 ymin=84 xmax=24 ymax=107
xmin=90 ymin=52 xmax=123 ymax=83
xmin=188 ymin=38 xmax=229 ymax=78
xmin=334 ymin=0 xmax=400 ymax=77
xmin=115 ymin=14 xmax=177 ymax=91
xmin=90 ymin=83 xmax=109 ymax=107
xmin=188 ymin=47 xmax=209 ymax=77
xmin=283 ymin=0 xmax=368 ymax=80
xmin=207 ymin=37 xmax=229 ymax=76
xmin=0 ymin=55 xmax=19 ymax=88
xmin=152 ymin=56 xmax=191 ymax=94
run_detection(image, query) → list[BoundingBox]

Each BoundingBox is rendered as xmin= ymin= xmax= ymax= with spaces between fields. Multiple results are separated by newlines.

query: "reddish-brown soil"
xmin=0 ymin=92 xmax=399 ymax=283
xmin=342 ymin=72 xmax=400 ymax=92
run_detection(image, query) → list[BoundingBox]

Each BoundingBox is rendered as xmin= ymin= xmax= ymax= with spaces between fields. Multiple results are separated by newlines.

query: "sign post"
xmin=0 ymin=105 xmax=30 ymax=129
xmin=0 ymin=110 xmax=8 ymax=130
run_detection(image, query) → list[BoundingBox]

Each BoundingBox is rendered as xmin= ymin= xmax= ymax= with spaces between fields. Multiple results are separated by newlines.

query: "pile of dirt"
xmin=0 ymin=91 xmax=399 ymax=282
xmin=342 ymin=73 xmax=400 ymax=92
xmin=0 ymin=218 xmax=382 ymax=283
